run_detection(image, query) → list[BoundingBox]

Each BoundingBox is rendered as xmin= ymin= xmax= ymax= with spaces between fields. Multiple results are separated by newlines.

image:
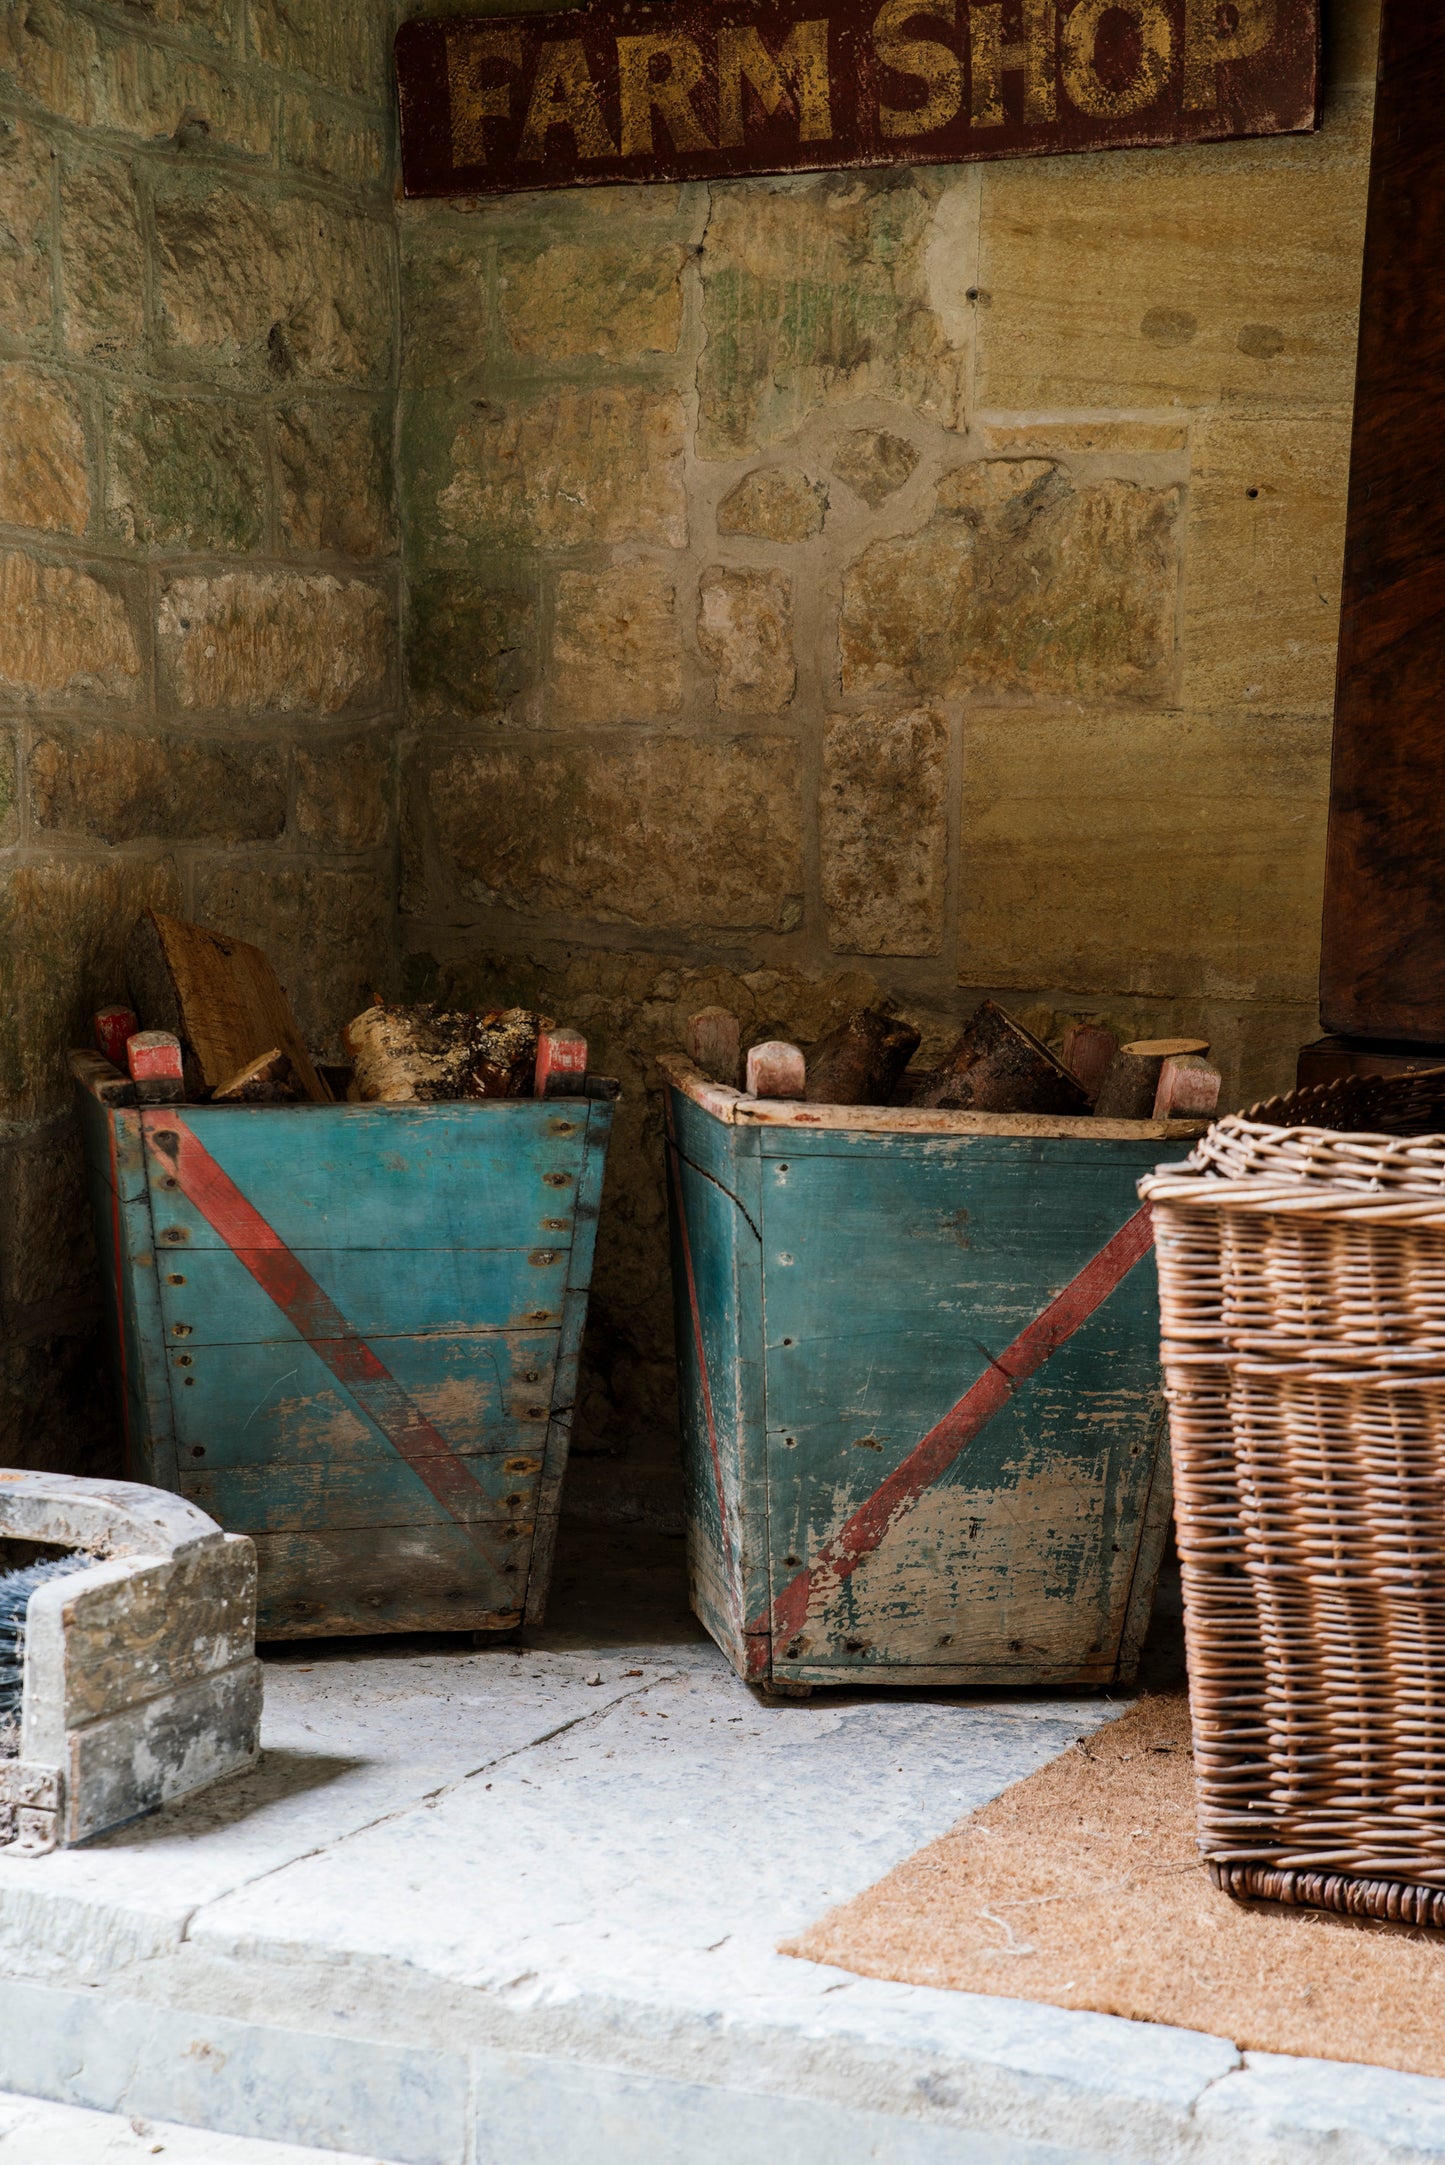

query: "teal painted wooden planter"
xmin=73 ymin=1053 xmax=614 ymax=1640
xmin=661 ymin=1055 xmax=1200 ymax=1692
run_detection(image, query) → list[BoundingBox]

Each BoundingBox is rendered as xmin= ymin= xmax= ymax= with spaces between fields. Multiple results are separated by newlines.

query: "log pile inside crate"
xmin=685 ymin=999 xmax=1222 ymax=1121
xmin=84 ymin=908 xmax=605 ymax=1109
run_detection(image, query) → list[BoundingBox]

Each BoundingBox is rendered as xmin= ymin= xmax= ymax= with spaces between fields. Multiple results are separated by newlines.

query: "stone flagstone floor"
xmin=0 ymin=1528 xmax=1441 ymax=2165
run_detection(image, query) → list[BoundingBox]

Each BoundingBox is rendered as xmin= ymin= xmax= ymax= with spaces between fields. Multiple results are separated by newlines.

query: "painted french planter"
xmin=661 ymin=1054 xmax=1200 ymax=1692
xmin=74 ymin=1052 xmax=614 ymax=1639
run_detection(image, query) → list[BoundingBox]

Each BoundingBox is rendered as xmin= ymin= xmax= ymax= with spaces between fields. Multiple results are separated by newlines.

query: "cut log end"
xmin=685 ymin=1007 xmax=741 ymax=1089
xmin=746 ymin=1041 xmax=806 ymax=1100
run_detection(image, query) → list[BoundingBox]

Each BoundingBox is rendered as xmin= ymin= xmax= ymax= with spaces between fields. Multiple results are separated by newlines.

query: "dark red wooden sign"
xmin=396 ymin=0 xmax=1320 ymax=198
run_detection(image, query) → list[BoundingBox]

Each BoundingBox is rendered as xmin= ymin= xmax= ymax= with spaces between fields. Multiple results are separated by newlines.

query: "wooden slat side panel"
xmin=668 ymin=1086 xmax=769 ymax=1667
xmin=183 ymin=1456 xmax=540 ymax=1533
xmin=141 ymin=1103 xmax=589 ymax=1250
xmin=171 ymin=1334 xmax=559 ymax=1470
xmin=251 ymin=1524 xmax=529 ymax=1639
xmin=1320 ymin=1 xmax=1445 ymax=1039
xmin=155 ymin=1247 xmax=569 ymax=1345
xmin=525 ymin=1102 xmax=616 ymax=1623
xmin=76 ymin=1093 xmax=178 ymax=1489
xmin=761 ymin=1137 xmax=1166 ymax=1671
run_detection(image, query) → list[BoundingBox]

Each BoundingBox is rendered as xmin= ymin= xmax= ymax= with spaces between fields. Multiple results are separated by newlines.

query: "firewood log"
xmin=918 ymin=1001 xmax=1089 ymax=1115
xmin=1094 ymin=1038 xmax=1210 ymax=1120
xmin=804 ymin=1009 xmax=920 ymax=1106
xmin=343 ymin=1003 xmax=543 ymax=1103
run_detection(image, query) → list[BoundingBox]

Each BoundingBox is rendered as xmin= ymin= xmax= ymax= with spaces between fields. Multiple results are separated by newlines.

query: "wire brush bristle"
xmin=0 ymin=1555 xmax=91 ymax=1750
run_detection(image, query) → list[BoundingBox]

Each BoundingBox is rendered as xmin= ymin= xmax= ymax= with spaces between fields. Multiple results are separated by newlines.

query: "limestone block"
xmin=29 ymin=720 xmax=286 ymax=843
xmin=698 ymin=567 xmax=795 ymax=713
xmin=439 ymin=388 xmax=686 ymax=550
xmin=247 ymin=0 xmax=389 ymax=97
xmin=717 ymin=467 xmax=826 ymax=542
xmin=134 ymin=46 xmax=273 ymax=156
xmin=500 ymin=239 xmax=685 ymax=360
xmin=428 ymin=736 xmax=803 ymax=931
xmin=698 ymin=174 xmax=970 ymax=458
xmin=282 ymin=91 xmax=386 ymax=187
xmin=0 ymin=117 xmax=51 ymax=336
xmin=0 ymin=551 xmax=141 ymax=700
xmin=0 ymin=854 xmax=183 ymax=1119
xmin=406 ymin=573 xmax=535 ymax=718
xmin=977 ymin=112 xmax=1373 ymax=413
xmin=840 ymin=461 xmax=1179 ymax=703
xmin=0 ymin=0 xmax=104 ymax=126
xmin=275 ymin=400 xmax=394 ymax=558
xmin=154 ymin=182 xmax=392 ymax=384
xmin=60 ymin=156 xmax=145 ymax=360
xmin=295 ymin=730 xmax=392 ymax=850
xmin=61 ymin=1657 xmax=262 ymax=1844
xmin=195 ymin=862 xmax=389 ymax=1050
xmin=147 ymin=0 xmax=232 ymax=40
xmin=958 ymin=709 xmax=1331 ymax=1003
xmin=158 ymin=571 xmax=390 ymax=714
xmin=106 ymin=391 xmax=266 ymax=552
xmin=0 ymin=366 xmax=89 ymax=536
xmin=400 ymin=239 xmax=489 ymax=390
xmin=19 ymin=1538 xmax=257 ymax=1738
xmin=1181 ymin=412 xmax=1352 ymax=715
xmin=981 ymin=421 xmax=1188 ymax=455
xmin=822 ymin=707 xmax=948 ymax=957
xmin=829 ymin=429 xmax=919 ymax=509
xmin=550 ymin=565 xmax=682 ymax=725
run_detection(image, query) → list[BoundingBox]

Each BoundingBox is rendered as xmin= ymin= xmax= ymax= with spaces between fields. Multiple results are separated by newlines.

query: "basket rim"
xmin=1139 ymin=1112 xmax=1445 ymax=1218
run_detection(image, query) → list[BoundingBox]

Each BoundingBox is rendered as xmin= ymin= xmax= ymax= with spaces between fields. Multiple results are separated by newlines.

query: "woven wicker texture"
xmin=1141 ymin=1073 xmax=1445 ymax=1901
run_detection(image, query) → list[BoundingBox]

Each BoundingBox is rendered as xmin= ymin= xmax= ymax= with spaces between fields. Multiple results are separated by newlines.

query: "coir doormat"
xmin=783 ymin=1691 xmax=1445 ymax=2077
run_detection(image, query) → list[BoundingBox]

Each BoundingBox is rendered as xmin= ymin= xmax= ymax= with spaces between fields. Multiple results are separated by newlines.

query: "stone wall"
xmin=0 ymin=0 xmax=401 ymax=1467
xmin=397 ymin=2 xmax=1379 ymax=1530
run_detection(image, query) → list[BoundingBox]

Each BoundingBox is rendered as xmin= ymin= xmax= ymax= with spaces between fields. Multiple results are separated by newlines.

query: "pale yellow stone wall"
xmin=397 ymin=3 xmax=1379 ymax=1523
xmin=0 ymin=0 xmax=401 ymax=1464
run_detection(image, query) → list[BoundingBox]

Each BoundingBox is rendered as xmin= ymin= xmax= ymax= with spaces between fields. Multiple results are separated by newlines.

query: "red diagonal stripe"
xmin=153 ymin=1115 xmax=495 ymax=1529
xmin=754 ymin=1204 xmax=1156 ymax=1650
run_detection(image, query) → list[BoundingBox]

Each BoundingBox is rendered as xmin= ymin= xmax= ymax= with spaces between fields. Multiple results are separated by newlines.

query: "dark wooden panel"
xmin=1320 ymin=0 xmax=1445 ymax=1040
xmin=397 ymin=0 xmax=1320 ymax=200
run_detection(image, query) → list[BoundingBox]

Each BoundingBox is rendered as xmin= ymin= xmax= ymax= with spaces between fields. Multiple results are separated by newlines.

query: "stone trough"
xmin=0 ymin=1474 xmax=261 ymax=1855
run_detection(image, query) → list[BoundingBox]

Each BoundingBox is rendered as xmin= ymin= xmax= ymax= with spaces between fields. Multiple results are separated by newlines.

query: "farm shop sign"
xmin=395 ymin=0 xmax=1320 ymax=197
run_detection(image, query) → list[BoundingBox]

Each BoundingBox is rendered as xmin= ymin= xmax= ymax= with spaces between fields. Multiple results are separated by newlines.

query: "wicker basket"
xmin=1140 ymin=1069 xmax=1445 ymax=1924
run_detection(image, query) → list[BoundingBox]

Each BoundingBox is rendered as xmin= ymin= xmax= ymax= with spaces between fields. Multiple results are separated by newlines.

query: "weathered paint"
xmin=73 ymin=1061 xmax=615 ymax=1639
xmin=663 ymin=1056 xmax=1180 ymax=1687
xmin=397 ymin=0 xmax=1321 ymax=199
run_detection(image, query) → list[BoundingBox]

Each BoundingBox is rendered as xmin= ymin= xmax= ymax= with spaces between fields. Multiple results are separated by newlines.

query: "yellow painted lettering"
xmin=616 ymin=33 xmax=713 ymax=156
xmin=964 ymin=0 xmax=1055 ymax=127
xmin=447 ymin=25 xmax=522 ymax=164
xmin=1061 ymin=0 xmax=1173 ymax=116
xmin=875 ymin=0 xmax=963 ymax=137
xmin=717 ymin=21 xmax=834 ymax=147
xmin=1184 ymin=0 xmax=1275 ymax=109
xmin=517 ymin=39 xmax=616 ymax=161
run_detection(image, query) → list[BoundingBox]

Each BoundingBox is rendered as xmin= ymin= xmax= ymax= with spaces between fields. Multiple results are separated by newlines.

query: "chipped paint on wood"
xmin=665 ymin=1076 xmax=1176 ymax=1687
xmin=73 ymin=1062 xmax=615 ymax=1639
